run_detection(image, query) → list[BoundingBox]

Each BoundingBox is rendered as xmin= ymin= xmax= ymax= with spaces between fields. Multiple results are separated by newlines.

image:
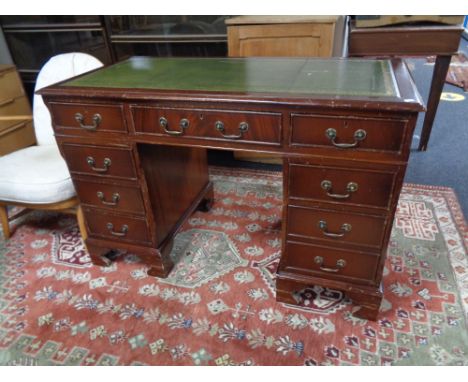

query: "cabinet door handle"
xmin=97 ymin=191 xmax=120 ymax=206
xmin=320 ymin=180 xmax=358 ymax=199
xmin=318 ymin=220 xmax=352 ymax=238
xmin=215 ymin=121 xmax=249 ymax=139
xmin=325 ymin=128 xmax=367 ymax=148
xmin=159 ymin=116 xmax=188 ymax=136
xmin=106 ymin=222 xmax=128 ymax=237
xmin=314 ymin=256 xmax=347 ymax=273
xmin=86 ymin=156 xmax=111 ymax=173
xmin=75 ymin=112 xmax=102 ymax=131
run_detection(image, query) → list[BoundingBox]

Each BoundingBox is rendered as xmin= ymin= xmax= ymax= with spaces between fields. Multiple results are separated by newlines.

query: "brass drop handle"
xmin=106 ymin=222 xmax=128 ymax=237
xmin=97 ymin=191 xmax=120 ymax=206
xmin=325 ymin=128 xmax=367 ymax=148
xmin=75 ymin=112 xmax=102 ymax=131
xmin=86 ymin=156 xmax=111 ymax=173
xmin=159 ymin=116 xmax=188 ymax=136
xmin=318 ymin=220 xmax=352 ymax=238
xmin=215 ymin=121 xmax=249 ymax=139
xmin=314 ymin=256 xmax=347 ymax=273
xmin=320 ymin=180 xmax=358 ymax=199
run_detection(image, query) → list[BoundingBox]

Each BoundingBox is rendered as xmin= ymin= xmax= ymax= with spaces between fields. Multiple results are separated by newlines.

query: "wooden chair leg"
xmin=0 ymin=204 xmax=11 ymax=239
xmin=76 ymin=205 xmax=88 ymax=242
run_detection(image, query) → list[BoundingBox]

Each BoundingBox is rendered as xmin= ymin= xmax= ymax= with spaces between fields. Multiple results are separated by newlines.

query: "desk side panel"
xmin=137 ymin=144 xmax=210 ymax=246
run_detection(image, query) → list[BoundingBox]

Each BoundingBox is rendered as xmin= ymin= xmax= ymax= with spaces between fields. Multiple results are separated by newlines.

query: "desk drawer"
xmin=83 ymin=207 xmax=151 ymax=245
xmin=49 ymin=102 xmax=127 ymax=134
xmin=74 ymin=179 xmax=145 ymax=215
xmin=287 ymin=205 xmax=387 ymax=249
xmin=132 ymin=106 xmax=282 ymax=145
xmin=61 ymin=143 xmax=138 ymax=180
xmin=289 ymin=163 xmax=397 ymax=209
xmin=284 ymin=240 xmax=379 ymax=283
xmin=0 ymin=69 xmax=24 ymax=100
xmin=290 ymin=113 xmax=408 ymax=154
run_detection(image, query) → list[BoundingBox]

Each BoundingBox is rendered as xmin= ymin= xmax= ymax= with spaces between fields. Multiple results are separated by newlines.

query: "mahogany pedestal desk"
xmin=348 ymin=21 xmax=463 ymax=151
xmin=39 ymin=57 xmax=424 ymax=320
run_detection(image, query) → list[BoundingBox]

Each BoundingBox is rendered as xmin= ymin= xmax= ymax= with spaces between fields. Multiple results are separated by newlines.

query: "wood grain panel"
xmin=283 ymin=240 xmax=380 ymax=284
xmin=288 ymin=162 xmax=398 ymax=209
xmin=290 ymin=113 xmax=409 ymax=155
xmin=132 ymin=106 xmax=282 ymax=146
xmin=60 ymin=143 xmax=137 ymax=180
xmin=83 ymin=207 xmax=151 ymax=245
xmin=74 ymin=178 xmax=145 ymax=215
xmin=228 ymin=23 xmax=334 ymax=57
xmin=287 ymin=205 xmax=388 ymax=249
xmin=49 ymin=102 xmax=127 ymax=134
xmin=138 ymin=144 xmax=210 ymax=245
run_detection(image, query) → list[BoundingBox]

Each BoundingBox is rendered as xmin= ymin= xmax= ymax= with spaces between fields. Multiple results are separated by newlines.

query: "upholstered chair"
xmin=0 ymin=53 xmax=103 ymax=239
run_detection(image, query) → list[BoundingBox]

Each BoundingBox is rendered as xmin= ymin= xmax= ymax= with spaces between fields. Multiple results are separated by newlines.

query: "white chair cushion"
xmin=33 ymin=53 xmax=103 ymax=146
xmin=0 ymin=145 xmax=75 ymax=204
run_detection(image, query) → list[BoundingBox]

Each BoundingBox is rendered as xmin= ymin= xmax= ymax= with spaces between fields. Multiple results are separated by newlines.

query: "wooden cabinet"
xmin=40 ymin=56 xmax=423 ymax=320
xmin=226 ymin=15 xmax=346 ymax=163
xmin=0 ymin=64 xmax=35 ymax=156
xmin=226 ymin=16 xmax=345 ymax=58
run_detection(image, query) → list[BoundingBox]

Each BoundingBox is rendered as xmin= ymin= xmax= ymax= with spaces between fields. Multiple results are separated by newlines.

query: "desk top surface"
xmin=63 ymin=57 xmax=398 ymax=98
xmin=43 ymin=57 xmax=424 ymax=112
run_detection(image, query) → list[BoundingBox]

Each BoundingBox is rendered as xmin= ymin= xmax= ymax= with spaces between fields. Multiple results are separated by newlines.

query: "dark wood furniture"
xmin=38 ymin=57 xmax=424 ymax=320
xmin=348 ymin=21 xmax=464 ymax=151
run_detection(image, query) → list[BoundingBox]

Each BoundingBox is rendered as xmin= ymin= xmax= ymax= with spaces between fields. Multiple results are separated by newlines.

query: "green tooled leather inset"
xmin=63 ymin=57 xmax=398 ymax=98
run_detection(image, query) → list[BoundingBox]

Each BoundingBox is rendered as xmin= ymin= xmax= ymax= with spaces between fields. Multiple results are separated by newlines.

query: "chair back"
xmin=33 ymin=53 xmax=103 ymax=146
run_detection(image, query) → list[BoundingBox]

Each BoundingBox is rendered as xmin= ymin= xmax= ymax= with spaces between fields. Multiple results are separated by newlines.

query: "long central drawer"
xmin=131 ymin=106 xmax=282 ymax=145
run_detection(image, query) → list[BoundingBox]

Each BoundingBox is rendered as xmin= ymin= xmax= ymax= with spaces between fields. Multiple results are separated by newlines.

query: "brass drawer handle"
xmin=318 ymin=220 xmax=352 ymax=238
xmin=86 ymin=156 xmax=111 ymax=173
xmin=0 ymin=98 xmax=15 ymax=107
xmin=106 ymin=222 xmax=128 ymax=237
xmin=97 ymin=191 xmax=120 ymax=206
xmin=320 ymin=180 xmax=358 ymax=199
xmin=159 ymin=116 xmax=188 ymax=136
xmin=325 ymin=128 xmax=367 ymax=148
xmin=215 ymin=121 xmax=249 ymax=139
xmin=75 ymin=112 xmax=102 ymax=131
xmin=314 ymin=256 xmax=347 ymax=273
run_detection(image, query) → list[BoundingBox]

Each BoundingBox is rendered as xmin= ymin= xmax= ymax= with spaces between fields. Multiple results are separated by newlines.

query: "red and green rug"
xmin=0 ymin=167 xmax=467 ymax=365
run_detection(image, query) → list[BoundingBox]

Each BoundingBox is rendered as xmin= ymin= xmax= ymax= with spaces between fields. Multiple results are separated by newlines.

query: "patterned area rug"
xmin=0 ymin=167 xmax=467 ymax=366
